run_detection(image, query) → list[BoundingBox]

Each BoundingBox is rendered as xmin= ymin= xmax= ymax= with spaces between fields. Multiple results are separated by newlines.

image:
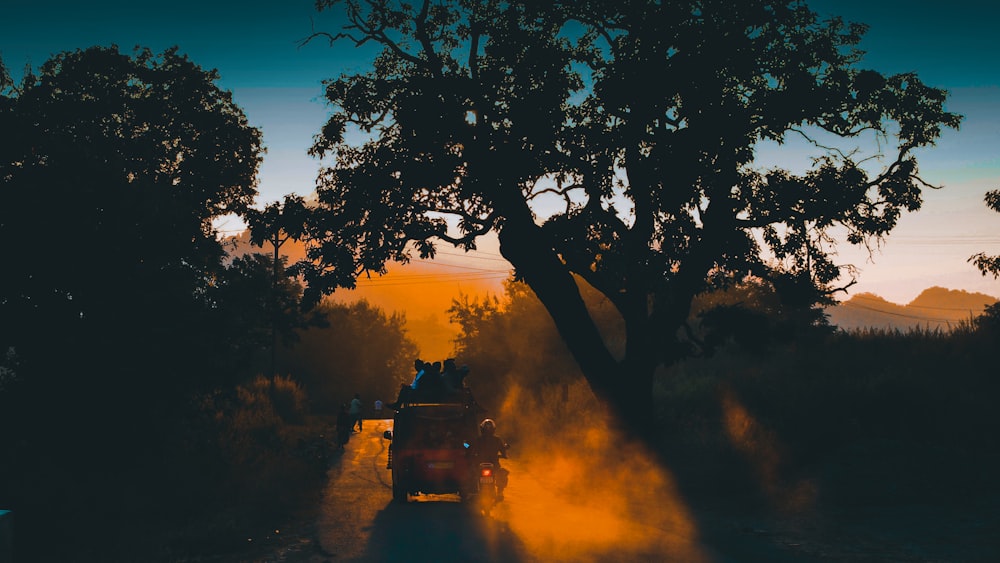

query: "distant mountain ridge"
xmin=825 ymin=286 xmax=998 ymax=331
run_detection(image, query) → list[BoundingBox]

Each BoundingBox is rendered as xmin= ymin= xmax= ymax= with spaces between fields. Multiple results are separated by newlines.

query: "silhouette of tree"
xmin=278 ymin=299 xmax=417 ymax=413
xmin=448 ymin=277 xmax=622 ymax=416
xmin=0 ymin=45 xmax=263 ymax=408
xmin=695 ymin=274 xmax=833 ymax=355
xmin=0 ymin=57 xmax=11 ymax=98
xmin=297 ymin=1 xmax=960 ymax=436
xmin=971 ymin=189 xmax=1000 ymax=278
xmin=245 ymin=194 xmax=313 ymax=375
xmin=203 ymin=253 xmax=319 ymax=386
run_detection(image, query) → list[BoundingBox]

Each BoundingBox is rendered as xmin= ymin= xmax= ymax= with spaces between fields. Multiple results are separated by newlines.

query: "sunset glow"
xmin=235 ymin=232 xmax=510 ymax=359
xmin=477 ymin=383 xmax=711 ymax=562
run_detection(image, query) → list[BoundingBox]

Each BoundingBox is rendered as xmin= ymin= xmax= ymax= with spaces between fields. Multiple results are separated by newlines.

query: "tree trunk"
xmin=495 ymin=198 xmax=661 ymax=442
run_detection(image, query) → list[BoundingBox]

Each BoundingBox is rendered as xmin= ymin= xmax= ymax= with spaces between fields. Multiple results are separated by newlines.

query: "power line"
xmin=838 ymin=301 xmax=963 ymax=324
xmin=402 ymin=260 xmax=511 ymax=274
xmin=434 ymin=250 xmax=509 ymax=262
xmin=347 ymin=263 xmax=510 ymax=280
xmin=885 ymin=236 xmax=1000 ymax=246
xmin=356 ymin=270 xmax=507 ymax=282
xmin=353 ymin=273 xmax=508 ymax=288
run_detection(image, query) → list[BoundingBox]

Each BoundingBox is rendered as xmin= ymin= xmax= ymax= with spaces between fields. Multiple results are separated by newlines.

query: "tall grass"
xmin=654 ymin=324 xmax=1000 ymax=506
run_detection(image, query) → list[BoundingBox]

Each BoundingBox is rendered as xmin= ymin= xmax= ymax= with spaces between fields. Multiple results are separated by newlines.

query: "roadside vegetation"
xmin=4 ymin=2 xmax=999 ymax=560
xmin=0 ymin=297 xmax=416 ymax=563
xmin=0 ymin=48 xmax=415 ymax=562
xmin=451 ymin=279 xmax=1000 ymax=513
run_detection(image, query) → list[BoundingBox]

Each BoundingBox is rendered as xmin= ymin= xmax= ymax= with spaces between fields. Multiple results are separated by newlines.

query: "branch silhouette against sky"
xmin=2 ymin=0 xmax=999 ymax=303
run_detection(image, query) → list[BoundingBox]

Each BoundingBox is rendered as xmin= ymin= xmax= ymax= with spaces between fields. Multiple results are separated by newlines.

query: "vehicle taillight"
xmin=481 ymin=468 xmax=493 ymax=477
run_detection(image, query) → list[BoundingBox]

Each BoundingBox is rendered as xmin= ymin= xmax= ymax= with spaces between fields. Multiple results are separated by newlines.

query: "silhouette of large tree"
xmin=0 ymin=46 xmax=262 ymax=402
xmin=299 ymin=0 xmax=960 ymax=435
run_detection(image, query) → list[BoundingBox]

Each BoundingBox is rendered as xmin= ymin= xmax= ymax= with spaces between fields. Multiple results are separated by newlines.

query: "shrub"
xmin=268 ymin=374 xmax=310 ymax=424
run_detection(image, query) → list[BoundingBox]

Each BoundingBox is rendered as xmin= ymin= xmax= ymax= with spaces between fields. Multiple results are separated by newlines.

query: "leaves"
xmin=970 ymin=189 xmax=1000 ymax=278
xmin=0 ymin=45 xmax=264 ymax=393
xmin=297 ymin=0 xmax=960 ymax=425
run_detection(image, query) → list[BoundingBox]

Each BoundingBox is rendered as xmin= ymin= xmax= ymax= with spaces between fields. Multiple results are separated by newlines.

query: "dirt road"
xmin=266 ymin=420 xmax=792 ymax=562
xmin=265 ymin=420 xmax=998 ymax=562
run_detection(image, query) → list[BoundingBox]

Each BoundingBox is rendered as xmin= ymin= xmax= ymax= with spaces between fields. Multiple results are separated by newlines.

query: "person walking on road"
xmin=350 ymin=393 xmax=364 ymax=432
xmin=336 ymin=404 xmax=351 ymax=449
xmin=374 ymin=398 xmax=384 ymax=417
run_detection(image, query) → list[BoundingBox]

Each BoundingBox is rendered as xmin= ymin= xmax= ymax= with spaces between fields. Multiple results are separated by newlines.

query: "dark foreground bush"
xmin=654 ymin=328 xmax=1000 ymax=509
xmin=2 ymin=375 xmax=334 ymax=563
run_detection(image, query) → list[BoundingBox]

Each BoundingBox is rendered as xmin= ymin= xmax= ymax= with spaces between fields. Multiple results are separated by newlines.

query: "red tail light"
xmin=480 ymin=468 xmax=493 ymax=477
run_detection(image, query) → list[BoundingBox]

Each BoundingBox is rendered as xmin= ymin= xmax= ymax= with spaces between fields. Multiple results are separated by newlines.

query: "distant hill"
xmin=825 ymin=287 xmax=998 ymax=331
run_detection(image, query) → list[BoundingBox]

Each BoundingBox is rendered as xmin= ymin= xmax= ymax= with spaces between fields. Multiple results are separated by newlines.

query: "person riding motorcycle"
xmin=472 ymin=418 xmax=509 ymax=501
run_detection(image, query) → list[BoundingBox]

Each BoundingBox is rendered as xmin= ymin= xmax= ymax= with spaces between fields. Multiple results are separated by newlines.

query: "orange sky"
xmin=233 ymin=232 xmax=510 ymax=361
xmin=342 ymin=249 xmax=509 ymax=361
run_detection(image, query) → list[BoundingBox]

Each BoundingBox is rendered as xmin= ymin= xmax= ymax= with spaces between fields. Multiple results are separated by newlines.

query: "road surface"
xmin=260 ymin=420 xmax=999 ymax=562
xmin=267 ymin=419 xmax=835 ymax=563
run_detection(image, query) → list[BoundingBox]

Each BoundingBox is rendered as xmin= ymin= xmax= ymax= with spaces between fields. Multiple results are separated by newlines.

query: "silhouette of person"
xmin=349 ymin=393 xmax=363 ymax=432
xmin=414 ymin=360 xmax=444 ymax=401
xmin=473 ymin=418 xmax=510 ymax=501
xmin=336 ymin=404 xmax=351 ymax=449
xmin=409 ymin=359 xmax=427 ymax=389
xmin=442 ymin=358 xmax=460 ymax=392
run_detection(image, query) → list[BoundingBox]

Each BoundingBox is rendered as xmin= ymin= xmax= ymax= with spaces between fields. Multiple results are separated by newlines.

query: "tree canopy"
xmin=0 ymin=45 xmax=263 ymax=399
xmin=298 ymin=0 xmax=960 ymax=433
xmin=278 ymin=299 xmax=417 ymax=413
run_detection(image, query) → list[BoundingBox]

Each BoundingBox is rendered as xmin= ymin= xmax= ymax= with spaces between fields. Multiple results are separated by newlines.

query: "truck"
xmin=382 ymin=396 xmax=484 ymax=503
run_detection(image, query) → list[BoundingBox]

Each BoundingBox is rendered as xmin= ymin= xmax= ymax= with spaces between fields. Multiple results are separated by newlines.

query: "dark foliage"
xmin=453 ymin=276 xmax=1000 ymax=509
xmin=277 ymin=299 xmax=418 ymax=414
xmin=0 ymin=46 xmax=322 ymax=562
xmin=0 ymin=45 xmax=263 ymax=402
xmin=296 ymin=0 xmax=960 ymax=436
xmin=970 ymin=188 xmax=1000 ymax=277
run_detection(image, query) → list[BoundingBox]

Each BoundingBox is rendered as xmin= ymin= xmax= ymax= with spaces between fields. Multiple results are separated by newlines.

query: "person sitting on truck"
xmin=442 ymin=359 xmax=471 ymax=394
xmin=415 ymin=360 xmax=444 ymax=400
xmin=409 ymin=359 xmax=427 ymax=389
xmin=388 ymin=360 xmax=426 ymax=409
xmin=473 ymin=418 xmax=510 ymax=501
xmin=442 ymin=358 xmax=458 ymax=389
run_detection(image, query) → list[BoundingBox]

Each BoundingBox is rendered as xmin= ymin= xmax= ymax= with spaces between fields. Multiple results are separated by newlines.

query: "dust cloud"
xmin=486 ymin=381 xmax=713 ymax=562
xmin=720 ymin=387 xmax=818 ymax=513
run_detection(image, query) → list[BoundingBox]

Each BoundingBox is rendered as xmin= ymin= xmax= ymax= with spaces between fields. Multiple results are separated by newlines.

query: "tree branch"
xmin=414 ymin=0 xmax=445 ymax=77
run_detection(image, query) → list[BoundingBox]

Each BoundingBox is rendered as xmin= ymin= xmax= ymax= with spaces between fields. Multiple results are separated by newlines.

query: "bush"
xmin=143 ymin=375 xmax=332 ymax=560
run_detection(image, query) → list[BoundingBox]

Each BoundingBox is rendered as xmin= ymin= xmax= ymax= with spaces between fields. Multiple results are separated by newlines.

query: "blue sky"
xmin=1 ymin=0 xmax=351 ymax=227
xmin=2 ymin=0 xmax=999 ymax=303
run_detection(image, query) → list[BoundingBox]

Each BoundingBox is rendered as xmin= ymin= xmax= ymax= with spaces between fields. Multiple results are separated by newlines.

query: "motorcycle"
xmin=461 ymin=439 xmax=509 ymax=515
xmin=478 ymin=447 xmax=511 ymax=514
xmin=476 ymin=461 xmax=498 ymax=514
